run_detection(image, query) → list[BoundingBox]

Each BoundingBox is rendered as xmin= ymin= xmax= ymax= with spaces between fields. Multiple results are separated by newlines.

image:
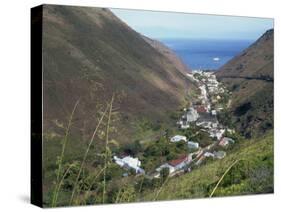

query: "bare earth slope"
xmin=142 ymin=35 xmax=192 ymax=75
xmin=216 ymin=29 xmax=273 ymax=138
xmin=42 ymin=5 xmax=196 ymax=143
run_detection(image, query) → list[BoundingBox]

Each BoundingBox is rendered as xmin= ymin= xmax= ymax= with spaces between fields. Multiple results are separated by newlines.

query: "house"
xmin=204 ymin=152 xmax=214 ymax=158
xmin=156 ymin=163 xmax=175 ymax=174
xmin=170 ymin=135 xmax=187 ymax=143
xmin=196 ymin=105 xmax=207 ymax=114
xmin=177 ymin=106 xmax=199 ymax=129
xmin=182 ymin=107 xmax=199 ymax=122
xmin=211 ymin=122 xmax=218 ymax=128
xmin=187 ymin=141 xmax=199 ymax=149
xmin=214 ymin=151 xmax=226 ymax=159
xmin=113 ymin=156 xmax=145 ymax=174
xmin=197 ymin=113 xmax=218 ymax=129
xmin=177 ymin=120 xmax=183 ymax=125
xmin=219 ymin=137 xmax=235 ymax=147
xmin=156 ymin=155 xmax=192 ymax=174
xmin=208 ymin=128 xmax=225 ymax=140
xmin=211 ymin=110 xmax=217 ymax=116
xmin=168 ymin=155 xmax=192 ymax=171
xmin=180 ymin=122 xmax=190 ymax=129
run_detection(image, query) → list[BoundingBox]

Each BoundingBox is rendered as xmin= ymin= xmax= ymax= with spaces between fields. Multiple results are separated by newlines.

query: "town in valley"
xmin=113 ymin=70 xmax=236 ymax=179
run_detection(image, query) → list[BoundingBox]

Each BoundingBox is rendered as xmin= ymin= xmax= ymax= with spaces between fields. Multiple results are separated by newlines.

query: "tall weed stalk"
xmin=209 ymin=159 xmax=242 ymax=197
xmin=51 ymin=100 xmax=80 ymax=207
xmin=102 ymin=94 xmax=114 ymax=203
xmin=69 ymin=103 xmax=110 ymax=205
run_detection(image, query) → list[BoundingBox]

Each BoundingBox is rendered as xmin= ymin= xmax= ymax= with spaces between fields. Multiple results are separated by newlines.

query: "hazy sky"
xmin=111 ymin=9 xmax=273 ymax=40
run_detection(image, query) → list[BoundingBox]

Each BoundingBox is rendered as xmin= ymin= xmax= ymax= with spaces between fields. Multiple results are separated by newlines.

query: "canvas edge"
xmin=31 ymin=4 xmax=43 ymax=208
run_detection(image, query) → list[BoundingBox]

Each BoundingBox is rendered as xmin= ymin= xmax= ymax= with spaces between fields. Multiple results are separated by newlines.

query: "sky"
xmin=111 ymin=8 xmax=273 ymax=40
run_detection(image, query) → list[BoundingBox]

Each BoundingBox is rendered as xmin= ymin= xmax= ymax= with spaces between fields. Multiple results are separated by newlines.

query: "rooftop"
xmin=196 ymin=105 xmax=207 ymax=113
xmin=168 ymin=155 xmax=188 ymax=166
xmin=197 ymin=113 xmax=218 ymax=123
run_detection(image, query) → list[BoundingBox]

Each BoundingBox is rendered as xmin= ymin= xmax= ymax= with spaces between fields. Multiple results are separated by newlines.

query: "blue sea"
xmin=160 ymin=39 xmax=253 ymax=70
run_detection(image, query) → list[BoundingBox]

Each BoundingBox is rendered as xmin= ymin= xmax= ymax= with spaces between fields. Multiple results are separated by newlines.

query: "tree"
xmin=160 ymin=167 xmax=170 ymax=182
xmin=122 ymin=140 xmax=142 ymax=156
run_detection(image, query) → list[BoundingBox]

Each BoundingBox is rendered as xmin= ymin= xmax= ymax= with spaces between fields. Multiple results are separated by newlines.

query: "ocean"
xmin=160 ymin=39 xmax=253 ymax=70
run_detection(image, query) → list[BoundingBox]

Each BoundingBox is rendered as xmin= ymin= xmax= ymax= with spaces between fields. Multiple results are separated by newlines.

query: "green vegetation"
xmin=43 ymin=95 xmax=189 ymax=207
xmin=41 ymin=5 xmax=274 ymax=207
xmin=216 ymin=29 xmax=273 ymax=138
xmin=140 ymin=131 xmax=273 ymax=200
xmin=141 ymin=137 xmax=187 ymax=172
xmin=45 ymin=106 xmax=273 ymax=206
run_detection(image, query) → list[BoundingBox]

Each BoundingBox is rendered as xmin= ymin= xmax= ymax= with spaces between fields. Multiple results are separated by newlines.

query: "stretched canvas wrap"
xmin=31 ymin=4 xmax=274 ymax=208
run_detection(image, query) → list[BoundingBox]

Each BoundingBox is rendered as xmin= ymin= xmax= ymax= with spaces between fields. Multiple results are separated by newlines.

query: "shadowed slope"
xmin=216 ymin=29 xmax=273 ymax=138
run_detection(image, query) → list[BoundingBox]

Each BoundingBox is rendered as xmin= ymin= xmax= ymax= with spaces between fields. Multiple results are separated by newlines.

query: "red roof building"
xmin=168 ymin=155 xmax=188 ymax=167
xmin=196 ymin=105 xmax=207 ymax=113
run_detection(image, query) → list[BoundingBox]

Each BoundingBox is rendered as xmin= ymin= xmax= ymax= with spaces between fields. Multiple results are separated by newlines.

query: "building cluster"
xmin=112 ymin=71 xmax=235 ymax=179
xmin=170 ymin=135 xmax=200 ymax=150
xmin=159 ymin=70 xmax=236 ymax=175
xmin=176 ymin=105 xmax=225 ymax=141
xmin=179 ymin=71 xmax=231 ymax=140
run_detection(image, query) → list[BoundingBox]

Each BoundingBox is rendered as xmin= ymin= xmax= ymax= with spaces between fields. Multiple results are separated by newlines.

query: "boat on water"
xmin=213 ymin=57 xmax=220 ymax=61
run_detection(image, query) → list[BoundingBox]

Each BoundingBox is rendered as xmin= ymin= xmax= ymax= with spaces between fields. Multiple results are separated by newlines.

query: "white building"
xmin=113 ymin=156 xmax=145 ymax=174
xmin=156 ymin=155 xmax=192 ymax=174
xmin=187 ymin=141 xmax=199 ymax=149
xmin=156 ymin=163 xmax=175 ymax=174
xmin=183 ymin=107 xmax=199 ymax=122
xmin=170 ymin=135 xmax=187 ymax=143
xmin=204 ymin=152 xmax=214 ymax=158
xmin=196 ymin=120 xmax=218 ymax=129
xmin=219 ymin=137 xmax=235 ymax=147
xmin=209 ymin=129 xmax=225 ymax=140
xmin=211 ymin=110 xmax=217 ymax=116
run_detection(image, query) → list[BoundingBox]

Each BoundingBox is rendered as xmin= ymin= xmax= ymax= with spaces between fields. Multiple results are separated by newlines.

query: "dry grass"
xmin=102 ymin=94 xmax=115 ymax=203
xmin=51 ymin=99 xmax=80 ymax=207
xmin=69 ymin=102 xmax=110 ymax=205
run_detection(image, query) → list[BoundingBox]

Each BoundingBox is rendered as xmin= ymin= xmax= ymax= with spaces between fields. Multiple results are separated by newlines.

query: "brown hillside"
xmin=42 ymin=5 xmax=196 ymax=144
xmin=216 ymin=29 xmax=273 ymax=138
xmin=142 ymin=35 xmax=192 ymax=75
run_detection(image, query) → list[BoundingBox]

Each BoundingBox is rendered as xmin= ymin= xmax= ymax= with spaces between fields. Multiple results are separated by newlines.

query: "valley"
xmin=40 ymin=5 xmax=274 ymax=207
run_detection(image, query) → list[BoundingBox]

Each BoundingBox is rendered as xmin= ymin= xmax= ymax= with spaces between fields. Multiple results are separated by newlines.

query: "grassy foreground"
xmin=139 ymin=131 xmax=273 ymax=201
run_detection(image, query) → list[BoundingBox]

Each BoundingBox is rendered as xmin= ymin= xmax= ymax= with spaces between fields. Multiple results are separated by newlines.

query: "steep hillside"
xmin=216 ymin=29 xmax=273 ymax=138
xmin=42 ymin=5 xmax=197 ymax=144
xmin=142 ymin=35 xmax=192 ymax=75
